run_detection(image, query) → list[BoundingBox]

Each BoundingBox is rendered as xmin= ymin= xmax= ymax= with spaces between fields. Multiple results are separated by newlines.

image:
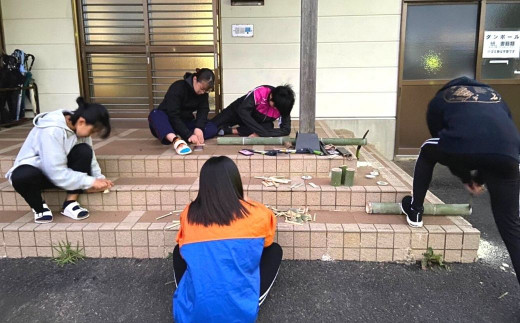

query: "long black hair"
xmin=271 ymin=84 xmax=295 ymax=116
xmin=187 ymin=156 xmax=250 ymax=226
xmin=70 ymin=97 xmax=111 ymax=139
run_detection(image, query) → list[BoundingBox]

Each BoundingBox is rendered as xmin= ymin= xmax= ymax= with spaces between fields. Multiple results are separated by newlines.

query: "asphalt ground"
xmin=1 ymin=161 xmax=519 ymax=322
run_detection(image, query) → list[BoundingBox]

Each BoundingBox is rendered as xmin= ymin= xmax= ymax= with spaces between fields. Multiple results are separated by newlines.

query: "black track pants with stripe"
xmin=412 ymin=138 xmax=520 ymax=285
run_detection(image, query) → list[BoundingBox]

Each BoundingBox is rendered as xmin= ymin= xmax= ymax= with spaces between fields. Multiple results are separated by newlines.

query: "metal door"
xmin=74 ymin=0 xmax=220 ymax=118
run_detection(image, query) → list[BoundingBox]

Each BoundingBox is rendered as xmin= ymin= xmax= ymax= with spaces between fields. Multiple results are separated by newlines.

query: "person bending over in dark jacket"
xmin=210 ymin=84 xmax=295 ymax=137
xmin=401 ymin=76 xmax=520 ymax=285
xmin=148 ymin=68 xmax=217 ymax=155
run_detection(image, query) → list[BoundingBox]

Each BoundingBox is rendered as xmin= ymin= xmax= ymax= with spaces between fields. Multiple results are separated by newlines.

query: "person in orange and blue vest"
xmin=171 ymin=156 xmax=282 ymax=322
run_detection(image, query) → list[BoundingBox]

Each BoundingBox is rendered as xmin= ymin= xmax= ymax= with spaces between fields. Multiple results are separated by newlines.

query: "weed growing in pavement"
xmin=421 ymin=247 xmax=449 ymax=270
xmin=52 ymin=240 xmax=85 ymax=266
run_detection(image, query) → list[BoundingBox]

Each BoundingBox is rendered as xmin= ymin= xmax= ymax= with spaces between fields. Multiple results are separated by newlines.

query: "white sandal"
xmin=61 ymin=201 xmax=90 ymax=220
xmin=33 ymin=203 xmax=53 ymax=224
xmin=173 ymin=139 xmax=192 ymax=155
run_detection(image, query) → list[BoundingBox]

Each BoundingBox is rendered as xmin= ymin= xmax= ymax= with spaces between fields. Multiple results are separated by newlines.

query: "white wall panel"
xmin=316 ymin=93 xmax=397 ymax=118
xmin=318 ymin=0 xmax=401 ymax=16
xmin=318 ymin=16 xmax=400 ymax=42
xmin=3 ymin=19 xmax=75 ymax=45
xmin=221 ymin=17 xmax=300 ymax=44
xmin=221 ymin=44 xmax=300 ymax=69
xmin=317 ymin=42 xmax=399 ymax=68
xmin=35 ymin=70 xmax=80 ymax=94
xmin=221 ymin=0 xmax=300 ymax=17
xmin=1 ymin=0 xmax=72 ymax=19
xmin=316 ymin=68 xmax=398 ymax=93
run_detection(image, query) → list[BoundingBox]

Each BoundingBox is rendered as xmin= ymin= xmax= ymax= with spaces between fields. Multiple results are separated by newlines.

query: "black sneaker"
xmin=400 ymin=195 xmax=423 ymax=228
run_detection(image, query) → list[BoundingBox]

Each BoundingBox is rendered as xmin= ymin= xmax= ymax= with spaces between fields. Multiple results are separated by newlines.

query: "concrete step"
xmin=0 ymin=209 xmax=479 ymax=263
xmin=1 ymin=153 xmax=357 ymax=179
xmin=0 ymin=176 xmax=410 ymax=211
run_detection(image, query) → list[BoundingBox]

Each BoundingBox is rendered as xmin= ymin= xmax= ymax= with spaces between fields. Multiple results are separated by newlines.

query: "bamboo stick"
xmin=217 ymin=137 xmax=368 ymax=146
xmin=366 ymin=202 xmax=472 ymax=216
xmin=290 ymin=182 xmax=303 ymax=189
xmin=254 ymin=176 xmax=291 ymax=184
xmin=156 ymin=210 xmax=183 ymax=220
xmin=165 ymin=221 xmax=181 ymax=230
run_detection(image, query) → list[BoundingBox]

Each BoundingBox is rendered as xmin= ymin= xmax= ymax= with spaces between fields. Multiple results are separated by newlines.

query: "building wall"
xmin=220 ymin=0 xmax=402 ymax=159
xmin=1 ymin=0 xmax=80 ymax=113
xmin=220 ymin=0 xmax=302 ymax=114
xmin=1 ymin=0 xmax=401 ymax=158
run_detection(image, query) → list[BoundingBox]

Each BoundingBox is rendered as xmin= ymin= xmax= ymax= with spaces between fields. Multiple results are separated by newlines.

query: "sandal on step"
xmin=61 ymin=201 xmax=90 ymax=220
xmin=173 ymin=139 xmax=192 ymax=155
xmin=33 ymin=203 xmax=53 ymax=224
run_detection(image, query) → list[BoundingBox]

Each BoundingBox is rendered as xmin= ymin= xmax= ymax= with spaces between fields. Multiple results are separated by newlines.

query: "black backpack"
xmin=0 ymin=50 xmax=35 ymax=123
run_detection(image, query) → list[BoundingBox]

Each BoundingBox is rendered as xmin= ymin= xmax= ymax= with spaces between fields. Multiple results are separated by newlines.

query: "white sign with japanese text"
xmin=483 ymin=31 xmax=520 ymax=58
xmin=232 ymin=24 xmax=254 ymax=37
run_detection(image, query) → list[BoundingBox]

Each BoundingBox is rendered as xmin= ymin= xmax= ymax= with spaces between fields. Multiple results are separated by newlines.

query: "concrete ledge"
xmin=0 ymin=154 xmax=357 ymax=179
xmin=0 ymin=210 xmax=479 ymax=263
xmin=0 ymin=181 xmax=410 ymax=211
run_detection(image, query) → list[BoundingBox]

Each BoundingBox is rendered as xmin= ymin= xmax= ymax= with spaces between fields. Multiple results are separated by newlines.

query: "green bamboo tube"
xmin=330 ymin=168 xmax=343 ymax=186
xmin=339 ymin=165 xmax=348 ymax=184
xmin=318 ymin=138 xmax=367 ymax=146
xmin=216 ymin=137 xmax=367 ymax=146
xmin=217 ymin=137 xmax=290 ymax=145
xmin=344 ymin=168 xmax=355 ymax=186
xmin=366 ymin=202 xmax=472 ymax=216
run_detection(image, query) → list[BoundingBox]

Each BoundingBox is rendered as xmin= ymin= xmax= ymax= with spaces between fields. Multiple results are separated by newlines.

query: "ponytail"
xmin=193 ymin=68 xmax=215 ymax=89
xmin=70 ymin=97 xmax=111 ymax=139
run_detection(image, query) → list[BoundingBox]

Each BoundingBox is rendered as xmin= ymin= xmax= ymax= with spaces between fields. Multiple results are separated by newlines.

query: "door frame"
xmin=72 ymin=0 xmax=222 ymax=114
xmin=395 ymin=0 xmax=520 ymax=157
xmin=0 ymin=4 xmax=4 ymax=54
xmin=395 ymin=0 xmax=482 ymax=156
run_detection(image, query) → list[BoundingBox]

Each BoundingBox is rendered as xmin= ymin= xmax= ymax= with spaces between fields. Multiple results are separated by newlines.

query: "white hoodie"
xmin=5 ymin=109 xmax=104 ymax=190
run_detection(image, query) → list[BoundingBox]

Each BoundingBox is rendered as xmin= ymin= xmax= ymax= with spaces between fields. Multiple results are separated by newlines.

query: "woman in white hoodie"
xmin=5 ymin=97 xmax=113 ymax=223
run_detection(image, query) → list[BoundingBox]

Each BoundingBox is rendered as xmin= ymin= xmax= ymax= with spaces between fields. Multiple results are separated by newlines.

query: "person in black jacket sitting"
xmin=210 ymin=84 xmax=295 ymax=137
xmin=148 ymin=68 xmax=217 ymax=155
xmin=401 ymin=76 xmax=520 ymax=285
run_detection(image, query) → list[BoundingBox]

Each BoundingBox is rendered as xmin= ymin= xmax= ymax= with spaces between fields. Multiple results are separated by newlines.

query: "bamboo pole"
xmin=366 ymin=202 xmax=472 ymax=216
xmin=217 ymin=137 xmax=289 ymax=145
xmin=216 ymin=137 xmax=367 ymax=146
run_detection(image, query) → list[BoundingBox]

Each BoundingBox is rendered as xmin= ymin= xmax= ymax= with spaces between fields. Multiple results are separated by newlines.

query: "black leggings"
xmin=413 ymin=139 xmax=520 ymax=285
xmin=172 ymin=242 xmax=283 ymax=305
xmin=10 ymin=143 xmax=93 ymax=212
xmin=210 ymin=97 xmax=274 ymax=136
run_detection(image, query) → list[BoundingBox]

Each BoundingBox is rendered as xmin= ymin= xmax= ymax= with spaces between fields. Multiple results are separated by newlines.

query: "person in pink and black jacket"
xmin=210 ymin=84 xmax=295 ymax=137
